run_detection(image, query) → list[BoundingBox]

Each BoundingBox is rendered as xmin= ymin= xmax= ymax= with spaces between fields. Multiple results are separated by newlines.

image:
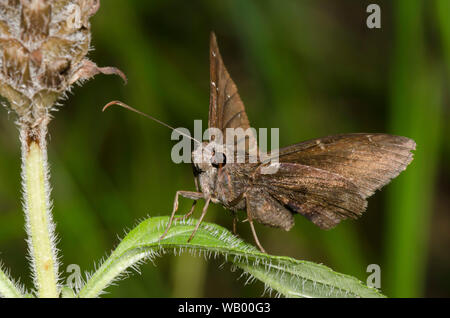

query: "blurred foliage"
xmin=0 ymin=0 xmax=448 ymax=297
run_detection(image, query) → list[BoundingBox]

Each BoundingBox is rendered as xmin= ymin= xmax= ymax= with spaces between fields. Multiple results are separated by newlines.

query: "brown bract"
xmin=0 ymin=0 xmax=125 ymax=136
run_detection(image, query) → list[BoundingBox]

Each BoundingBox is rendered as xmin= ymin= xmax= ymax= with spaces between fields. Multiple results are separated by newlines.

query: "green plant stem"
xmin=386 ymin=0 xmax=443 ymax=297
xmin=21 ymin=125 xmax=59 ymax=298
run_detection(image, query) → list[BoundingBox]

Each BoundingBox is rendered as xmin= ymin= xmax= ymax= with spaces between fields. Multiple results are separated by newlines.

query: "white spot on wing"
xmin=316 ymin=140 xmax=325 ymax=150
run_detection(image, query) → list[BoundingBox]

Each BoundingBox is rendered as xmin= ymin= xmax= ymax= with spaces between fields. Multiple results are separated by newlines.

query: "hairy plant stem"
xmin=21 ymin=122 xmax=59 ymax=298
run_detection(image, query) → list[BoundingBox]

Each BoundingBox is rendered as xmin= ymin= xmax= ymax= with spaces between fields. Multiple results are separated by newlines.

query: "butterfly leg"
xmin=247 ymin=212 xmax=266 ymax=254
xmin=174 ymin=200 xmax=197 ymax=221
xmin=173 ymin=171 xmax=202 ymax=222
xmin=160 ymin=191 xmax=204 ymax=240
xmin=187 ymin=197 xmax=211 ymax=242
xmin=232 ymin=213 xmax=238 ymax=235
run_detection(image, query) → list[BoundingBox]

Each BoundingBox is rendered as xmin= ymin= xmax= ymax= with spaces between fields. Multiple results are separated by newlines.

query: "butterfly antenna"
xmin=103 ymin=101 xmax=202 ymax=144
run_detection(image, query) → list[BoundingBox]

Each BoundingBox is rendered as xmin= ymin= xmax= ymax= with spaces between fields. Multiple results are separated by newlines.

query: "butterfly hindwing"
xmin=253 ymin=162 xmax=367 ymax=229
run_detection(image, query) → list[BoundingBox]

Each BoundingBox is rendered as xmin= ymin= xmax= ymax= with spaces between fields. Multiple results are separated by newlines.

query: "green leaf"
xmin=0 ymin=262 xmax=24 ymax=298
xmin=61 ymin=286 xmax=76 ymax=298
xmin=78 ymin=217 xmax=384 ymax=298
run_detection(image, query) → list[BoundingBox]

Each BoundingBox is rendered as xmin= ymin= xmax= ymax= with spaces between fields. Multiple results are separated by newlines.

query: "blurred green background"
xmin=0 ymin=0 xmax=449 ymax=297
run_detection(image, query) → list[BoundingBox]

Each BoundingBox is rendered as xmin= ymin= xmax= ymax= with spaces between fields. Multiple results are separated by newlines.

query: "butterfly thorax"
xmin=192 ymin=141 xmax=251 ymax=210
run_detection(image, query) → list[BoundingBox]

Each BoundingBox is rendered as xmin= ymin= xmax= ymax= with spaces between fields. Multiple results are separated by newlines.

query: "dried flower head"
xmin=0 ymin=0 xmax=125 ymax=136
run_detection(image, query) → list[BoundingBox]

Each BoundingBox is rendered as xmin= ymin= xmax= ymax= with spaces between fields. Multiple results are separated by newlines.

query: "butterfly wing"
xmin=255 ymin=133 xmax=415 ymax=229
xmin=207 ymin=33 xmax=416 ymax=230
xmin=208 ymin=32 xmax=257 ymax=157
xmin=253 ymin=162 xmax=367 ymax=229
xmin=276 ymin=133 xmax=416 ymax=198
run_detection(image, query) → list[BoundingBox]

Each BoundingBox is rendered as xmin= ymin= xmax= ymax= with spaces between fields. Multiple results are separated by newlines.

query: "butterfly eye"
xmin=192 ymin=162 xmax=201 ymax=176
xmin=212 ymin=152 xmax=226 ymax=169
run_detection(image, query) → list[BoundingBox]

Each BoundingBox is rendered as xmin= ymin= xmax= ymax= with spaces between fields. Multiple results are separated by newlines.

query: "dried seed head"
xmin=0 ymin=0 xmax=125 ymax=133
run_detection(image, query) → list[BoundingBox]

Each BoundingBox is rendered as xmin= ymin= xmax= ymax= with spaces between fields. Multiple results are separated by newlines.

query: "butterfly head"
xmin=192 ymin=141 xmax=228 ymax=175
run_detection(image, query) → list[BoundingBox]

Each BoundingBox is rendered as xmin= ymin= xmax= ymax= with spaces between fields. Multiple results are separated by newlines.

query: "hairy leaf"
xmin=78 ymin=216 xmax=384 ymax=298
xmin=0 ymin=263 xmax=24 ymax=298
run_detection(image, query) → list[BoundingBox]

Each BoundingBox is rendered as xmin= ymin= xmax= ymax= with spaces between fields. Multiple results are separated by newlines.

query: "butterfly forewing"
xmin=275 ymin=133 xmax=416 ymax=198
xmin=209 ymin=32 xmax=257 ymax=159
